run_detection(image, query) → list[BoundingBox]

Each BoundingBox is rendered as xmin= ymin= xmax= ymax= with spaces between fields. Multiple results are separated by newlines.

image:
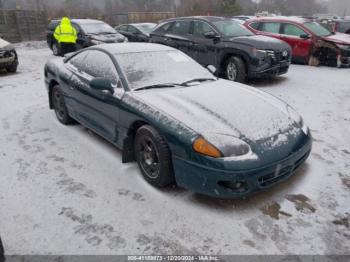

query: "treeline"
xmin=1 ymin=0 xmax=331 ymax=18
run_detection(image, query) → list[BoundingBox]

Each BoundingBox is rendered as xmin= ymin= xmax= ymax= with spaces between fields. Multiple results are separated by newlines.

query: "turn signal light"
xmin=193 ymin=137 xmax=223 ymax=158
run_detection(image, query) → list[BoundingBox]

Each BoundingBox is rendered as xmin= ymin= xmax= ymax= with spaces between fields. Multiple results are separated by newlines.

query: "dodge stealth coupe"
xmin=44 ymin=43 xmax=312 ymax=198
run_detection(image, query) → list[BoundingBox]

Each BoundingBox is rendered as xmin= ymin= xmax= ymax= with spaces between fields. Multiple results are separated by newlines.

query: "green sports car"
xmin=44 ymin=43 xmax=312 ymax=198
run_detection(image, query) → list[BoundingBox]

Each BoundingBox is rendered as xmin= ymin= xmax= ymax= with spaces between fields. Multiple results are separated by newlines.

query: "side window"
xmin=283 ymin=23 xmax=307 ymax=37
xmin=128 ymin=26 xmax=138 ymax=34
xmin=193 ymin=21 xmax=214 ymax=37
xmin=79 ymin=50 xmax=118 ymax=82
xmin=169 ymin=21 xmax=191 ymax=35
xmin=154 ymin=22 xmax=173 ymax=34
xmin=118 ymin=25 xmax=128 ymax=31
xmin=260 ymin=22 xmax=281 ymax=34
xmin=249 ymin=22 xmax=260 ymax=30
xmin=68 ymin=52 xmax=88 ymax=69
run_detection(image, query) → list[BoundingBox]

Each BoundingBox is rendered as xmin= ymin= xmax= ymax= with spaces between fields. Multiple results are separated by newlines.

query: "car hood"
xmin=133 ymin=79 xmax=304 ymax=156
xmin=89 ymin=33 xmax=125 ymax=42
xmin=223 ymin=35 xmax=290 ymax=50
xmin=0 ymin=38 xmax=10 ymax=49
xmin=322 ymin=33 xmax=350 ymax=45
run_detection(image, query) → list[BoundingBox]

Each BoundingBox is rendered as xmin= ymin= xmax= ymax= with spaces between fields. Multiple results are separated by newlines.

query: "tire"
xmin=134 ymin=125 xmax=175 ymax=188
xmin=6 ymin=62 xmax=18 ymax=73
xmin=225 ymin=56 xmax=246 ymax=83
xmin=52 ymin=85 xmax=73 ymax=125
xmin=52 ymin=42 xmax=61 ymax=56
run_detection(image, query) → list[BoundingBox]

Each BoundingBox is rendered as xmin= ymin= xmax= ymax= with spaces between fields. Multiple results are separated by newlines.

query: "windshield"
xmin=135 ymin=24 xmax=156 ymax=34
xmin=115 ymin=50 xmax=215 ymax=90
xmin=304 ymin=22 xmax=331 ymax=37
xmin=80 ymin=22 xmax=116 ymax=34
xmin=213 ymin=20 xmax=254 ymax=37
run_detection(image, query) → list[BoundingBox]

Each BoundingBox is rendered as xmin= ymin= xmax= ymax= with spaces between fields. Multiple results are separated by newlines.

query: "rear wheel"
xmin=225 ymin=56 xmax=246 ymax=83
xmin=52 ymin=42 xmax=60 ymax=56
xmin=134 ymin=125 xmax=175 ymax=188
xmin=52 ymin=85 xmax=73 ymax=125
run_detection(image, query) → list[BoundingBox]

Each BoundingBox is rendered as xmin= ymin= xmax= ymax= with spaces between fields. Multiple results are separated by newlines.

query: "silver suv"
xmin=0 ymin=36 xmax=18 ymax=73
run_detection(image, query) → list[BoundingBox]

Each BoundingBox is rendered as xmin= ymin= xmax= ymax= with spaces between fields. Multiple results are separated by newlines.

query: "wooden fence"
xmin=0 ymin=9 xmax=47 ymax=43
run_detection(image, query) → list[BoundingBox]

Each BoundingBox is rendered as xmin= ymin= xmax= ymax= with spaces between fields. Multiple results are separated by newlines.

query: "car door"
xmin=280 ymin=23 xmax=312 ymax=62
xmin=163 ymin=20 xmax=192 ymax=55
xmin=67 ymin=50 xmax=123 ymax=143
xmin=190 ymin=20 xmax=219 ymax=67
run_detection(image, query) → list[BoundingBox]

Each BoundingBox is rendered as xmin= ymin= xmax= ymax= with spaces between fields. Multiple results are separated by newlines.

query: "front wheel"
xmin=225 ymin=56 xmax=246 ymax=83
xmin=6 ymin=62 xmax=18 ymax=73
xmin=52 ymin=85 xmax=73 ymax=125
xmin=134 ymin=125 xmax=175 ymax=188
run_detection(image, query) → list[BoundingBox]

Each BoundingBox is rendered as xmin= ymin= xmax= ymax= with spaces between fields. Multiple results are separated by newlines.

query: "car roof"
xmin=162 ymin=16 xmax=228 ymax=23
xmin=97 ymin=43 xmax=175 ymax=54
xmin=247 ymin=16 xmax=312 ymax=24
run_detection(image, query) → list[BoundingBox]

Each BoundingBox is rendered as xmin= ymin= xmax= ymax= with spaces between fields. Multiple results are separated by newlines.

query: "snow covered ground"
xmin=0 ymin=42 xmax=349 ymax=255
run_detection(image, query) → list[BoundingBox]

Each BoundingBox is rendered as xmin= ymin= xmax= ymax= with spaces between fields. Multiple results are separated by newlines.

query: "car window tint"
xmin=193 ymin=21 xmax=214 ymax=37
xmin=128 ymin=26 xmax=138 ymax=34
xmin=261 ymin=22 xmax=281 ymax=34
xmin=283 ymin=23 xmax=306 ymax=36
xmin=169 ymin=21 xmax=191 ymax=35
xmin=81 ymin=50 xmax=118 ymax=82
xmin=249 ymin=22 xmax=260 ymax=30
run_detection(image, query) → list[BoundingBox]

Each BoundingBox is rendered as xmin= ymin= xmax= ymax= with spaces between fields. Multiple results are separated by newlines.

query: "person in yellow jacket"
xmin=54 ymin=17 xmax=77 ymax=56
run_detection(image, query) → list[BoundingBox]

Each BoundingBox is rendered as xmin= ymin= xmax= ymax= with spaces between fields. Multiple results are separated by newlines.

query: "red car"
xmin=244 ymin=17 xmax=350 ymax=67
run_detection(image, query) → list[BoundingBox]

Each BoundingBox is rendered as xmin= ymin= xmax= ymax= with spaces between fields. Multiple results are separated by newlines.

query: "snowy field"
xmin=0 ymin=42 xmax=349 ymax=255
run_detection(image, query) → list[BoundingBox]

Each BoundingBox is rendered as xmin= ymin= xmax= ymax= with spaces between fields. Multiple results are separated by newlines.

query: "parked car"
xmin=47 ymin=19 xmax=127 ymax=56
xmin=0 ymin=36 xmax=18 ymax=73
xmin=44 ymin=43 xmax=312 ymax=198
xmin=244 ymin=17 xmax=350 ymax=67
xmin=318 ymin=19 xmax=350 ymax=35
xmin=115 ymin=23 xmax=157 ymax=42
xmin=150 ymin=16 xmax=292 ymax=83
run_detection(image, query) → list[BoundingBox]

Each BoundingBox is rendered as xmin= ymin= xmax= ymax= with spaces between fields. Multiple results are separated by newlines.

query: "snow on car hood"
xmin=89 ymin=33 xmax=125 ymax=42
xmin=322 ymin=32 xmax=350 ymax=45
xmin=0 ymin=38 xmax=10 ymax=48
xmin=134 ymin=79 xmax=299 ymax=142
xmin=226 ymin=35 xmax=290 ymax=50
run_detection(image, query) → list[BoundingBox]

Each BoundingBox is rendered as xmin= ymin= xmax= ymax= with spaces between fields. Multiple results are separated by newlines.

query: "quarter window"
xmin=249 ymin=22 xmax=260 ymax=30
xmin=260 ymin=22 xmax=281 ymax=34
xmin=118 ymin=25 xmax=128 ymax=31
xmin=169 ymin=21 xmax=191 ymax=35
xmin=283 ymin=23 xmax=307 ymax=37
xmin=128 ymin=26 xmax=138 ymax=34
xmin=193 ymin=21 xmax=214 ymax=37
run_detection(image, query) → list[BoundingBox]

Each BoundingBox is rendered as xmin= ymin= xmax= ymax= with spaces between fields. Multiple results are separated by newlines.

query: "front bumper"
xmin=0 ymin=49 xmax=17 ymax=68
xmin=249 ymin=60 xmax=291 ymax=78
xmin=173 ymin=136 xmax=312 ymax=198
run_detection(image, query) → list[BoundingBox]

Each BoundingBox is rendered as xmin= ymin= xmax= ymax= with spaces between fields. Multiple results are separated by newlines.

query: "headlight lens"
xmin=193 ymin=134 xmax=251 ymax=158
xmin=287 ymin=106 xmax=309 ymax=135
xmin=253 ymin=48 xmax=268 ymax=57
xmin=91 ymin=39 xmax=104 ymax=45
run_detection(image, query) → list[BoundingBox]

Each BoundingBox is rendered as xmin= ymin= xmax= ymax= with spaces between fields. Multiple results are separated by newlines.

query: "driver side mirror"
xmin=204 ymin=31 xmax=220 ymax=40
xmin=300 ymin=34 xmax=311 ymax=40
xmin=90 ymin=77 xmax=114 ymax=94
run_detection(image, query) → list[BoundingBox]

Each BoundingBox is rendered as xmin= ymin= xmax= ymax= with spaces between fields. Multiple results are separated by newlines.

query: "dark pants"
xmin=60 ymin=43 xmax=76 ymax=56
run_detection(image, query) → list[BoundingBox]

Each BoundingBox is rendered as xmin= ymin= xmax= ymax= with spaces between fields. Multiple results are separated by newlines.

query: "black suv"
xmin=47 ymin=19 xmax=127 ymax=56
xmin=150 ymin=16 xmax=291 ymax=82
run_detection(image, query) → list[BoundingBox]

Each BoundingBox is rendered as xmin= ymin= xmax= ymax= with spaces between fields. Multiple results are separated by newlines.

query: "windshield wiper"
xmin=134 ymin=83 xmax=178 ymax=91
xmin=180 ymin=78 xmax=216 ymax=86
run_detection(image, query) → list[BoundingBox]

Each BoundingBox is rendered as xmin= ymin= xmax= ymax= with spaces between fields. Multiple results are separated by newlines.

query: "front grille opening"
xmin=218 ymin=181 xmax=248 ymax=194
